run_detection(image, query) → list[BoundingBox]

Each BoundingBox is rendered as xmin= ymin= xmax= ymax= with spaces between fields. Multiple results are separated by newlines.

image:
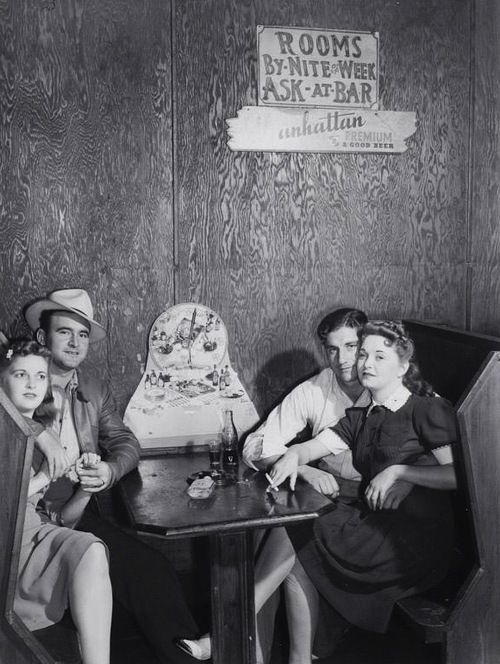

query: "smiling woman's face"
xmin=357 ymin=334 xmax=408 ymax=397
xmin=2 ymin=354 xmax=49 ymax=416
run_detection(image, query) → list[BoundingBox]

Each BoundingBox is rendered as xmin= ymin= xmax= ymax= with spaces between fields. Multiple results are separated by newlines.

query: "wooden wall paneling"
xmin=0 ymin=390 xmax=45 ymax=664
xmin=0 ymin=0 xmax=174 ymax=412
xmin=173 ymin=0 xmax=470 ymax=415
xmin=470 ymin=0 xmax=500 ymax=336
xmin=445 ymin=352 xmax=500 ymax=664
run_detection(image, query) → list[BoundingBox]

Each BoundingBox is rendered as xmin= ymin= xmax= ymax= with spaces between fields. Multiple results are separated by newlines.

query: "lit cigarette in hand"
xmin=265 ymin=473 xmax=279 ymax=492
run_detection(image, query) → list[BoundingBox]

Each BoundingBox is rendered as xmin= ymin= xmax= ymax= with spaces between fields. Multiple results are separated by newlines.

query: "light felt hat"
xmin=24 ymin=289 xmax=106 ymax=343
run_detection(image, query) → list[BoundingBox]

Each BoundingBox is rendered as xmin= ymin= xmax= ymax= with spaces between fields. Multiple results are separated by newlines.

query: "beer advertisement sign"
xmin=226 ymin=24 xmax=417 ymax=154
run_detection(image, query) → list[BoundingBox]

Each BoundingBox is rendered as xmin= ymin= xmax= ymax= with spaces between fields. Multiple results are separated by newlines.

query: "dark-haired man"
xmin=243 ymin=307 xmax=370 ymax=492
xmin=242 ymin=308 xmax=370 ymax=663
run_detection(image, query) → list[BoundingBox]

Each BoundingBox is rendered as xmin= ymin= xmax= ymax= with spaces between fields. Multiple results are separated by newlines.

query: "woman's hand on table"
xmin=268 ymin=449 xmax=300 ymax=491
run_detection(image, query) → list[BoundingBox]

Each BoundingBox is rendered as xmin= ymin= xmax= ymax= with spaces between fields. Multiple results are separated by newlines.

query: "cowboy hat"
xmin=24 ymin=289 xmax=106 ymax=342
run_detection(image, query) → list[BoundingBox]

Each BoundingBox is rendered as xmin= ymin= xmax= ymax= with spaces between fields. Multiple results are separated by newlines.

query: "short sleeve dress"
xmin=14 ymin=442 xmax=105 ymax=631
xmin=288 ymin=394 xmax=458 ymax=633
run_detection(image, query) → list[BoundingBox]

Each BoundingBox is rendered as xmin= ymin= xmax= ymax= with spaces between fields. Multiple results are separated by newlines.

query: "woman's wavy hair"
xmin=360 ymin=320 xmax=434 ymax=396
xmin=0 ymin=339 xmax=56 ymax=423
xmin=317 ymin=308 xmax=368 ymax=345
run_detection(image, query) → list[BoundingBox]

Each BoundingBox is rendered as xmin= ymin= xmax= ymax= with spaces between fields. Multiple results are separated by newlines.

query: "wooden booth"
xmin=1 ymin=320 xmax=500 ymax=664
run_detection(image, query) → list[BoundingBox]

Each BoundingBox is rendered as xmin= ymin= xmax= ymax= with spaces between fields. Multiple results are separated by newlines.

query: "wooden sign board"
xmin=227 ymin=106 xmax=416 ymax=153
xmin=258 ymin=26 xmax=379 ymax=109
xmin=227 ymin=25 xmax=415 ymax=154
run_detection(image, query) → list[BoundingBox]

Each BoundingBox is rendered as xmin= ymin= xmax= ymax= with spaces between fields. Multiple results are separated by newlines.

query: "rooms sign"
xmin=258 ymin=27 xmax=379 ymax=109
xmin=226 ymin=26 xmax=416 ymax=154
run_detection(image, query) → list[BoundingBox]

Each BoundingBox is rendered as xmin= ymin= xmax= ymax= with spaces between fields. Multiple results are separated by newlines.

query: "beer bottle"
xmin=222 ymin=410 xmax=238 ymax=467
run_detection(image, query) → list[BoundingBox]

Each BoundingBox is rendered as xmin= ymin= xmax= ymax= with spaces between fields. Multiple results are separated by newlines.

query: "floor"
xmin=269 ymin=615 xmax=442 ymax=664
xmin=111 ymin=617 xmax=442 ymax=664
xmin=34 ymin=605 xmax=442 ymax=664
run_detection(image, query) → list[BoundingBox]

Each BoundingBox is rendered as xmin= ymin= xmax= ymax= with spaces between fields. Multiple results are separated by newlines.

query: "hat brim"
xmin=24 ymin=299 xmax=106 ymax=343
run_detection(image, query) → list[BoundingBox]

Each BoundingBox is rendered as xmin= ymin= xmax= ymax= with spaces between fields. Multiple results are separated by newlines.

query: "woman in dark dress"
xmin=264 ymin=320 xmax=458 ymax=663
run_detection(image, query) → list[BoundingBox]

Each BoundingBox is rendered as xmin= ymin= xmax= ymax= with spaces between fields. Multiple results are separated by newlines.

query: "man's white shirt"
xmin=242 ymin=367 xmax=369 ymax=476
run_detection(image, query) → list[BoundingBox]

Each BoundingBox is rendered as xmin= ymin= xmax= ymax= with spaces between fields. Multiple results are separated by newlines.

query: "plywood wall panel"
xmin=470 ymin=0 xmax=500 ymax=336
xmin=174 ymin=0 xmax=470 ymax=413
xmin=0 ymin=0 xmax=173 ymax=410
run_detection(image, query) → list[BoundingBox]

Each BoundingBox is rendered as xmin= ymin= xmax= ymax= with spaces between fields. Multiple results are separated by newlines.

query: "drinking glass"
xmin=208 ymin=439 xmax=221 ymax=469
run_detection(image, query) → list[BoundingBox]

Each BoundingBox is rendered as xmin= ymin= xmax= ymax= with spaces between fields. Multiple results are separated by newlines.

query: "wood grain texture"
xmin=0 ymin=0 xmax=174 ymax=411
xmin=0 ymin=390 xmax=45 ymax=664
xmin=446 ymin=352 xmax=500 ymax=664
xmin=469 ymin=0 xmax=500 ymax=336
xmin=173 ymin=0 xmax=470 ymax=414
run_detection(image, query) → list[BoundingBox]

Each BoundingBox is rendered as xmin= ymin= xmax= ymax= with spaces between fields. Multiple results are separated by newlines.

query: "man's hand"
xmin=365 ymin=465 xmax=405 ymax=510
xmin=76 ymin=454 xmax=112 ymax=493
xmin=35 ymin=429 xmax=71 ymax=479
xmin=381 ymin=479 xmax=414 ymax=510
xmin=297 ymin=465 xmax=340 ymax=497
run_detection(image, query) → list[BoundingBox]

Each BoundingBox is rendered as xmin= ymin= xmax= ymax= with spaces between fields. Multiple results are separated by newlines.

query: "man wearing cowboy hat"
xmin=24 ymin=287 xmax=140 ymax=489
xmin=25 ymin=288 xmax=202 ymax=663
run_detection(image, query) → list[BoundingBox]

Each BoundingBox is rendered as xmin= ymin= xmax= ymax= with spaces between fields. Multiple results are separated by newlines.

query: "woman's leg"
xmin=69 ymin=542 xmax=112 ymax=664
xmin=254 ymin=527 xmax=298 ymax=663
xmin=283 ymin=559 xmax=319 ymax=664
xmin=255 ymin=527 xmax=297 ymax=612
xmin=78 ymin=509 xmax=201 ymax=663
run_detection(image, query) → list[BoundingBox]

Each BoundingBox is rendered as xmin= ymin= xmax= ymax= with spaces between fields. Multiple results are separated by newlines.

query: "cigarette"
xmin=265 ymin=473 xmax=279 ymax=492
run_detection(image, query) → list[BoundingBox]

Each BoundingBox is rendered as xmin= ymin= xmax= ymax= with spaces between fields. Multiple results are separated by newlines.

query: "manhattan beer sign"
xmin=226 ymin=26 xmax=416 ymax=154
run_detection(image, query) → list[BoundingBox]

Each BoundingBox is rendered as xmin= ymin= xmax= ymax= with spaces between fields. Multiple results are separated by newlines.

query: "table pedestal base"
xmin=209 ymin=530 xmax=256 ymax=664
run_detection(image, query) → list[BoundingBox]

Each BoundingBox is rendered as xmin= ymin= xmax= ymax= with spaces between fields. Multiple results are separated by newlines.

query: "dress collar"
xmin=368 ymin=384 xmax=411 ymax=414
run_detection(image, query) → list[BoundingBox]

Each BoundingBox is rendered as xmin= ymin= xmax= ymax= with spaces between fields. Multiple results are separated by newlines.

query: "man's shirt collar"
xmin=51 ymin=370 xmax=79 ymax=394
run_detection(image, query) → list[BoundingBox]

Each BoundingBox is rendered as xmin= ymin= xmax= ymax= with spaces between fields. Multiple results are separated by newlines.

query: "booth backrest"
xmin=404 ymin=320 xmax=500 ymax=403
xmin=398 ymin=322 xmax=500 ymax=663
xmin=0 ymin=388 xmax=55 ymax=664
xmin=445 ymin=351 xmax=500 ymax=663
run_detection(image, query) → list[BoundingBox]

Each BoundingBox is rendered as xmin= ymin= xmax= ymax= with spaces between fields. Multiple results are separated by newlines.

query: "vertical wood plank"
xmin=469 ymin=0 xmax=500 ymax=336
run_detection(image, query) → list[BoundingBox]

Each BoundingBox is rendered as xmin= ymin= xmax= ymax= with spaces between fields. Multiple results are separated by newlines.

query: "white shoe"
xmin=176 ymin=635 xmax=211 ymax=661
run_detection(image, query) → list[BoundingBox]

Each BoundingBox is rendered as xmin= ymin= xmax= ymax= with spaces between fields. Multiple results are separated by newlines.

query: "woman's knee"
xmin=79 ymin=542 xmax=109 ymax=578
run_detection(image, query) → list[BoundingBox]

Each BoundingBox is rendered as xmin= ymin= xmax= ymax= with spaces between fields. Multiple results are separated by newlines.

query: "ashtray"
xmin=186 ymin=469 xmax=231 ymax=486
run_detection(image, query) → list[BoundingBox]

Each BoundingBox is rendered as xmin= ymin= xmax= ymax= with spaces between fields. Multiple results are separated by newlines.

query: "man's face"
xmin=324 ymin=326 xmax=360 ymax=386
xmin=40 ymin=312 xmax=90 ymax=372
